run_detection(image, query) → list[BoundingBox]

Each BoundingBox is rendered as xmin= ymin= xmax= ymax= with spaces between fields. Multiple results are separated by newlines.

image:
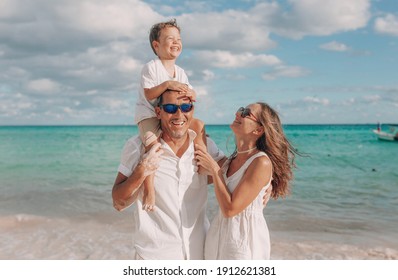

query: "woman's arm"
xmin=223 ymin=157 xmax=271 ymax=217
xmin=206 ymin=156 xmax=227 ymax=185
xmin=195 ymin=145 xmax=272 ymax=217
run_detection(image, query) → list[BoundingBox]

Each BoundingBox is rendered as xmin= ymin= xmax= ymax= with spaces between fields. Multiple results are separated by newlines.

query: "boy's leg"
xmin=190 ymin=118 xmax=207 ymax=174
xmin=138 ymin=118 xmax=161 ymax=212
xmin=142 ymin=133 xmax=157 ymax=211
xmin=191 ymin=118 xmax=207 ymax=148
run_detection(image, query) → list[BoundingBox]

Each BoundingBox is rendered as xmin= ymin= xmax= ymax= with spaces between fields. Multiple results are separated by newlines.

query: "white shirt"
xmin=134 ymin=58 xmax=192 ymax=124
xmin=118 ymin=131 xmax=225 ymax=259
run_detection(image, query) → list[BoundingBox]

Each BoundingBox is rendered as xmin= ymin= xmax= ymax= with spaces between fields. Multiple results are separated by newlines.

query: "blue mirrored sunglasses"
xmin=160 ymin=103 xmax=194 ymax=114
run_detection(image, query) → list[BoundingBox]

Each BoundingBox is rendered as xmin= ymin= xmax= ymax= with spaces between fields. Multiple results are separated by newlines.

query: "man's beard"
xmin=169 ymin=129 xmax=186 ymax=139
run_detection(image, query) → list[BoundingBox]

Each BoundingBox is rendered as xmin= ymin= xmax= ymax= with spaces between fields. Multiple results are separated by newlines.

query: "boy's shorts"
xmin=138 ymin=117 xmax=162 ymax=144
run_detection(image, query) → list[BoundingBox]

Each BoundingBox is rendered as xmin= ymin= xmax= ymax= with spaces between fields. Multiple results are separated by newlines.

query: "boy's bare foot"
xmin=142 ymin=190 xmax=155 ymax=212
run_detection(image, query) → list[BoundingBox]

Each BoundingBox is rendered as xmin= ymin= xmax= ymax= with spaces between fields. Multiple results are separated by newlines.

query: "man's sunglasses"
xmin=160 ymin=103 xmax=194 ymax=114
xmin=237 ymin=107 xmax=260 ymax=123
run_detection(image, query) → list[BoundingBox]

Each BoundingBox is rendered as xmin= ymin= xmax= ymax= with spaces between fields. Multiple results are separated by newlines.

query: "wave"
xmin=271 ymin=239 xmax=398 ymax=260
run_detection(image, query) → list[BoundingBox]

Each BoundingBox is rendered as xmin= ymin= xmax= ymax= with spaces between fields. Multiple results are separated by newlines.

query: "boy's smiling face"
xmin=152 ymin=26 xmax=182 ymax=60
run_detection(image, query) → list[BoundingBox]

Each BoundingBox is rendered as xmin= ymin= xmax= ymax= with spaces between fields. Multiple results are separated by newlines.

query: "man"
xmin=112 ymin=89 xmax=225 ymax=260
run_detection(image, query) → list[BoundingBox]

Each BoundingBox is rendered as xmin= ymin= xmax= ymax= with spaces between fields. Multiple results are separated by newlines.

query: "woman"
xmin=195 ymin=102 xmax=298 ymax=259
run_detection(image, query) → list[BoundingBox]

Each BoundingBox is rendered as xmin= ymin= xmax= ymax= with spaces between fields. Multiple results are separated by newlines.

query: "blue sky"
xmin=0 ymin=0 xmax=397 ymax=125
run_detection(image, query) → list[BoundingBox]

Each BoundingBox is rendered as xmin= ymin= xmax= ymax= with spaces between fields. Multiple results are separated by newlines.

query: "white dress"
xmin=205 ymin=152 xmax=271 ymax=260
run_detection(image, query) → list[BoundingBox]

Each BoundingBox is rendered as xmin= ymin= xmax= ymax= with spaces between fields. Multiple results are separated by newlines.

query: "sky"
xmin=0 ymin=0 xmax=397 ymax=125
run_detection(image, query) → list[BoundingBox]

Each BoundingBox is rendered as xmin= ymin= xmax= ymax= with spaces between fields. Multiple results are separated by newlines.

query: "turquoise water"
xmin=265 ymin=125 xmax=398 ymax=246
xmin=0 ymin=125 xmax=397 ymax=259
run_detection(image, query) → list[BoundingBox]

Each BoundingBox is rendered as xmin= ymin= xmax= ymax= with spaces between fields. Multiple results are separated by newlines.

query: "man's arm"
xmin=112 ymin=165 xmax=147 ymax=211
xmin=112 ymin=142 xmax=163 ymax=211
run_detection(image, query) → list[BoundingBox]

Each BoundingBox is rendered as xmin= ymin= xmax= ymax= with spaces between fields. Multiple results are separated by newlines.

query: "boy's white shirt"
xmin=134 ymin=58 xmax=192 ymax=124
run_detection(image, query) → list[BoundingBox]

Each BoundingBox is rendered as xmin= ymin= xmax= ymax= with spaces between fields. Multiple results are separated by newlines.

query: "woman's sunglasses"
xmin=160 ymin=103 xmax=194 ymax=114
xmin=237 ymin=107 xmax=260 ymax=123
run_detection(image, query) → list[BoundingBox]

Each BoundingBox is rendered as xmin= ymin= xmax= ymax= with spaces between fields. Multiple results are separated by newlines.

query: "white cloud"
xmin=0 ymin=101 xmax=33 ymax=113
xmin=0 ymin=0 xmax=391 ymax=125
xmin=374 ymin=14 xmax=398 ymax=36
xmin=272 ymin=0 xmax=371 ymax=39
xmin=320 ymin=41 xmax=350 ymax=52
xmin=179 ymin=2 xmax=279 ymax=52
xmin=194 ymin=51 xmax=281 ymax=68
xmin=179 ymin=1 xmax=371 ymax=50
xmin=117 ymin=58 xmax=141 ymax=73
xmin=56 ymin=0 xmax=160 ymax=39
xmin=262 ymin=65 xmax=310 ymax=80
xmin=225 ymin=74 xmax=246 ymax=81
xmin=3 ymin=67 xmax=28 ymax=78
xmin=63 ymin=107 xmax=74 ymax=114
xmin=303 ymin=96 xmax=330 ymax=106
xmin=202 ymin=70 xmax=215 ymax=82
xmin=371 ymin=85 xmax=398 ymax=95
xmin=342 ymin=98 xmax=356 ymax=106
xmin=193 ymin=86 xmax=208 ymax=97
xmin=26 ymin=79 xmax=60 ymax=93
xmin=0 ymin=0 xmax=160 ymax=55
xmin=95 ymin=97 xmax=129 ymax=110
xmin=0 ymin=92 xmax=35 ymax=117
xmin=363 ymin=95 xmax=381 ymax=103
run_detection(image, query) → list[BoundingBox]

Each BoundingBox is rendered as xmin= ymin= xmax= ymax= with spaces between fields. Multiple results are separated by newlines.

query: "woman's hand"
xmin=194 ymin=144 xmax=220 ymax=176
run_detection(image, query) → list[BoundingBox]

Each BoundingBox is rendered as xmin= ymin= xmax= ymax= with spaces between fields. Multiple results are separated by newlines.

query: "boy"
xmin=134 ymin=19 xmax=207 ymax=211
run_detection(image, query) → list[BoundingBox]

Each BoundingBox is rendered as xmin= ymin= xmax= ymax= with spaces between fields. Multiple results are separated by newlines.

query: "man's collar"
xmin=159 ymin=129 xmax=197 ymax=154
xmin=187 ymin=129 xmax=197 ymax=141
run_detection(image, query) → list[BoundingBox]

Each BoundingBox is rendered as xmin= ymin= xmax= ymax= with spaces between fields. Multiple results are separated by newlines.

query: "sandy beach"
xmin=1 ymin=208 xmax=397 ymax=260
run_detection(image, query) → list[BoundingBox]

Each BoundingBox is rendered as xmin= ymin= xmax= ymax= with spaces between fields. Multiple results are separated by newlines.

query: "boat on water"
xmin=373 ymin=124 xmax=398 ymax=142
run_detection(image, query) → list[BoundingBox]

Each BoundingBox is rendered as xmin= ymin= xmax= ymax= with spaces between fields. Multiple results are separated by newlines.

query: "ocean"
xmin=0 ymin=124 xmax=397 ymax=260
